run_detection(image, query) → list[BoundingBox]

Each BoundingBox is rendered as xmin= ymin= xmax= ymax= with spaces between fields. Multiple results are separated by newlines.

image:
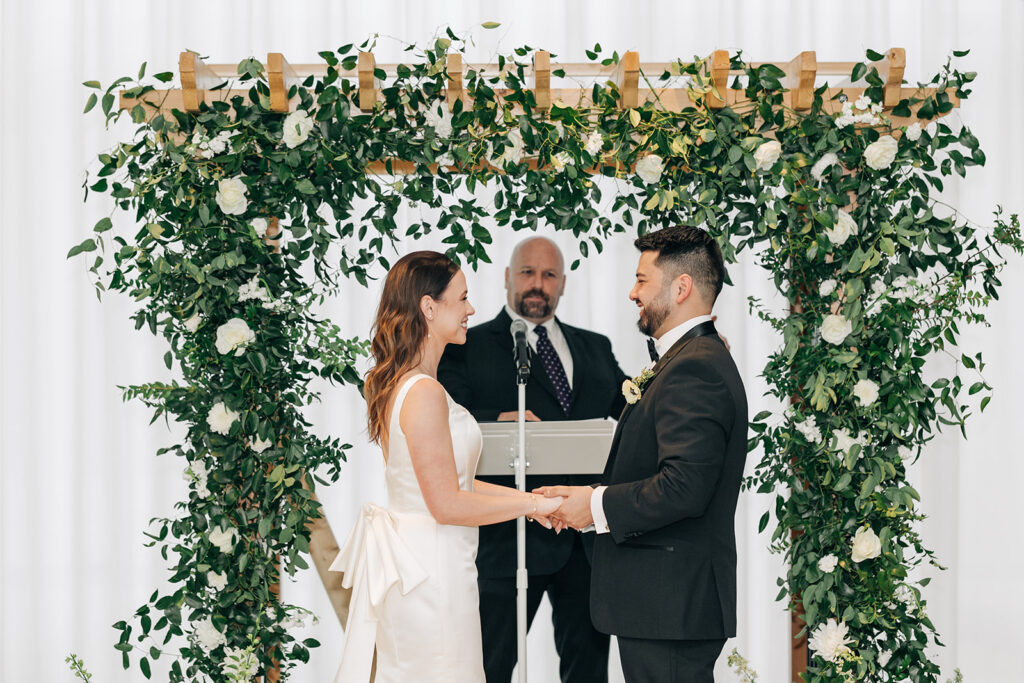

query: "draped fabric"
xmin=1 ymin=1 xmax=1022 ymax=681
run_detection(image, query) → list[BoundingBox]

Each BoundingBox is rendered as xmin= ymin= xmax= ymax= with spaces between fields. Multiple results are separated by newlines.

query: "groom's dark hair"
xmin=635 ymin=225 xmax=725 ymax=303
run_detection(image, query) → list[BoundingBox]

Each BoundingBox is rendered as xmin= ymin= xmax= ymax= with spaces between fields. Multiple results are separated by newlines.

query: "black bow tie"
xmin=647 ymin=338 xmax=660 ymax=362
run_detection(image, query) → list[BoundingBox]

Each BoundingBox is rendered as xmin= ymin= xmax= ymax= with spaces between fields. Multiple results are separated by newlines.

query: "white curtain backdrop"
xmin=2 ymin=1 xmax=1021 ymax=681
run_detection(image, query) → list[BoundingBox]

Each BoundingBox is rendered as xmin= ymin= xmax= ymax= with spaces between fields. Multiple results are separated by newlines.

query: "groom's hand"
xmin=533 ymin=485 xmax=594 ymax=530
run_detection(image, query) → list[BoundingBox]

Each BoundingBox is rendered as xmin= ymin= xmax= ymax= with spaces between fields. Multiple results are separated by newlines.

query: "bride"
xmin=331 ymin=250 xmax=563 ymax=682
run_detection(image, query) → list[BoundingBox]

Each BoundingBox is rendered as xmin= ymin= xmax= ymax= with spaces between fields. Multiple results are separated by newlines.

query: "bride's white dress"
xmin=330 ymin=374 xmax=484 ymax=682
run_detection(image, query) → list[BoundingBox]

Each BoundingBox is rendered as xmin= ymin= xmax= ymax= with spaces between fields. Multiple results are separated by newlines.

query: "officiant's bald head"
xmin=505 ymin=236 xmax=566 ymax=324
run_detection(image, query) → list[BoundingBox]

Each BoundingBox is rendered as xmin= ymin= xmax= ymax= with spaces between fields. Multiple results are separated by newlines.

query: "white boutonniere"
xmin=622 ymin=367 xmax=655 ymax=405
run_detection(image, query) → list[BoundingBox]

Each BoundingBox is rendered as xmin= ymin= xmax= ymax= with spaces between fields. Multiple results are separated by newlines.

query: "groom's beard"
xmin=515 ymin=288 xmax=552 ymax=319
xmin=636 ymin=289 xmax=671 ymax=337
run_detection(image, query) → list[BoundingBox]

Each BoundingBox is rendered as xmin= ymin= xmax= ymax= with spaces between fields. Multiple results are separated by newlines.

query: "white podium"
xmin=477 ymin=419 xmax=616 ymax=476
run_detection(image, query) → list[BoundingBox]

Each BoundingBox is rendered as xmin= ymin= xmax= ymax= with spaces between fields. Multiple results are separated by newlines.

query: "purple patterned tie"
xmin=534 ymin=325 xmax=572 ymax=415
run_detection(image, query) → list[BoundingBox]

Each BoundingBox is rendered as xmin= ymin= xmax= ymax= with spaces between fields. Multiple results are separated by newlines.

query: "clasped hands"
xmin=528 ymin=486 xmax=595 ymax=532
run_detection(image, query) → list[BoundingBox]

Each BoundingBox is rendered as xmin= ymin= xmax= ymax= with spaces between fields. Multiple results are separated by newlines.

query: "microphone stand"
xmin=511 ymin=321 xmax=531 ymax=683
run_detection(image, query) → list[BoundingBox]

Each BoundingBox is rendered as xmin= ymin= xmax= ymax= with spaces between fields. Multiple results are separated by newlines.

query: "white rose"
xmin=281 ymin=110 xmax=314 ymax=148
xmin=753 ymin=140 xmax=782 ymax=172
xmin=251 ymin=218 xmax=269 ymax=238
xmin=207 ymin=571 xmax=227 ymax=590
xmin=251 ymin=436 xmax=273 ymax=454
xmin=898 ymin=445 xmax=914 ymax=462
xmin=811 ymin=152 xmax=839 ymax=181
xmin=215 ymin=177 xmax=249 ymax=216
xmin=221 ymin=646 xmax=259 ymax=680
xmin=194 ymin=617 xmax=226 ymax=652
xmin=820 ymin=314 xmax=853 ymax=345
xmin=864 ymin=135 xmax=899 ymax=170
xmin=832 ymin=428 xmax=856 ymax=455
xmin=583 ymin=130 xmax=604 ymax=155
xmin=206 ymin=402 xmax=239 ymax=436
xmin=818 ymin=554 xmax=839 ymax=573
xmin=853 ymin=379 xmax=879 ymax=407
xmin=878 ymin=649 xmax=892 ymax=668
xmin=826 ymin=209 xmax=858 ymax=246
xmin=635 ymin=154 xmax=664 ymax=184
xmin=905 ymin=122 xmax=922 ymax=142
xmin=807 ymin=618 xmax=853 ymax=663
xmin=215 ymin=318 xmax=255 ymax=356
xmin=184 ymin=314 xmax=202 ymax=333
xmin=208 ymin=525 xmax=238 ymax=553
xmin=424 ymin=104 xmax=453 ymax=138
xmin=819 ymin=279 xmax=838 ymax=297
xmin=851 ymin=526 xmax=882 ymax=563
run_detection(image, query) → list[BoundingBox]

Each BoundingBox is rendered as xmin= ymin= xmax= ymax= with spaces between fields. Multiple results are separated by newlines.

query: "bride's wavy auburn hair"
xmin=365 ymin=250 xmax=460 ymax=444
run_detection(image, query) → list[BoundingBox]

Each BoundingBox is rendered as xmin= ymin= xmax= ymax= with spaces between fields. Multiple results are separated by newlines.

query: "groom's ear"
xmin=673 ymin=273 xmax=694 ymax=304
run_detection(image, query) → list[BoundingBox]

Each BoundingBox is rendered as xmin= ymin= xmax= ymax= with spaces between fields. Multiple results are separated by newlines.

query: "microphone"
xmin=510 ymin=319 xmax=531 ymax=385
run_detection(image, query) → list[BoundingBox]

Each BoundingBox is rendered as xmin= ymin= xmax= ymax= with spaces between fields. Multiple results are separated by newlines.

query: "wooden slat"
xmin=533 ymin=51 xmax=551 ymax=110
xmin=358 ymin=51 xmax=378 ymax=111
xmin=179 ymin=52 xmax=221 ymax=112
xmin=784 ymin=51 xmax=817 ymax=111
xmin=267 ymin=53 xmax=299 ymax=113
xmin=705 ymin=50 xmax=731 ymax=110
xmin=615 ymin=51 xmax=640 ymax=109
xmin=880 ymin=47 xmax=907 ymax=108
xmin=446 ymin=53 xmax=463 ymax=111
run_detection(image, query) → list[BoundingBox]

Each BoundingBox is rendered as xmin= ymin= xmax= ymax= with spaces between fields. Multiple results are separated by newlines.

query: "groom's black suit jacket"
xmin=438 ymin=308 xmax=628 ymax=577
xmin=590 ymin=320 xmax=747 ymax=640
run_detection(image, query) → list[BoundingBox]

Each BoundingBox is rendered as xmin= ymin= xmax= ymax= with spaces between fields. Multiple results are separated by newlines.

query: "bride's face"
xmin=426 ymin=269 xmax=475 ymax=345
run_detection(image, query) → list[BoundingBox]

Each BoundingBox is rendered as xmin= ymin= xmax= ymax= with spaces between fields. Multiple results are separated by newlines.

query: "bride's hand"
xmin=535 ymin=495 xmax=563 ymax=517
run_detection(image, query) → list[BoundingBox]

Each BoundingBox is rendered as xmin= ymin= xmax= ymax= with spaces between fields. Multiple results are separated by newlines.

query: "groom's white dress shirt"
xmin=590 ymin=314 xmax=715 ymax=534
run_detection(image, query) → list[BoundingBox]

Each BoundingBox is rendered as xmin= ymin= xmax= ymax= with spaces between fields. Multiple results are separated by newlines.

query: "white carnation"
xmin=583 ymin=130 xmax=604 ymax=155
xmin=894 ymin=583 xmax=916 ymax=607
xmin=215 ymin=318 xmax=255 ymax=356
xmin=215 ymin=176 xmax=249 ymax=216
xmin=251 ymin=218 xmax=269 ymax=238
xmin=194 ymin=617 xmax=226 ymax=652
xmin=251 ymin=436 xmax=273 ymax=454
xmin=424 ymin=104 xmax=453 ymax=138
xmin=807 ymin=618 xmax=853 ymax=663
xmin=795 ymin=416 xmax=822 ymax=444
xmin=221 ymin=646 xmax=259 ymax=680
xmin=819 ymin=279 xmax=838 ymax=297
xmin=818 ymin=554 xmax=839 ymax=573
xmin=864 ymin=135 xmax=899 ymax=170
xmin=851 ymin=526 xmax=882 ymax=563
xmin=811 ymin=152 xmax=839 ymax=181
xmin=206 ymin=402 xmax=239 ymax=436
xmin=905 ymin=122 xmax=922 ymax=142
xmin=635 ymin=154 xmax=664 ymax=184
xmin=753 ymin=140 xmax=782 ymax=172
xmin=281 ymin=109 xmax=314 ymax=148
xmin=852 ymin=379 xmax=879 ymax=407
xmin=820 ymin=314 xmax=853 ymax=345
xmin=207 ymin=571 xmax=228 ymax=590
xmin=826 ymin=209 xmax=858 ymax=246
xmin=184 ymin=314 xmax=202 ymax=333
xmin=208 ymin=525 xmax=239 ymax=553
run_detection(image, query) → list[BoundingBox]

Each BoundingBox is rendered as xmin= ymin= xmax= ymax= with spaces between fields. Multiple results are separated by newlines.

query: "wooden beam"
xmin=705 ymin=50 xmax=731 ymax=110
xmin=784 ymin=51 xmax=817 ymax=111
xmin=615 ymin=51 xmax=640 ymax=109
xmin=880 ymin=47 xmax=906 ymax=108
xmin=533 ymin=50 xmax=551 ymax=110
xmin=179 ymin=52 xmax=221 ymax=112
xmin=357 ymin=51 xmax=378 ymax=111
xmin=446 ymin=53 xmax=464 ymax=111
xmin=267 ymin=53 xmax=299 ymax=113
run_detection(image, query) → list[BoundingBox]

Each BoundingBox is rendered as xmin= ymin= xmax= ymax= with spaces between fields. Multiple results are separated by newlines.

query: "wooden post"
xmin=358 ymin=51 xmax=378 ymax=111
xmin=784 ymin=51 xmax=817 ymax=111
xmin=446 ymin=53 xmax=464 ymax=111
xmin=533 ymin=50 xmax=551 ymax=110
xmin=880 ymin=47 xmax=906 ymax=108
xmin=268 ymin=53 xmax=299 ymax=113
xmin=615 ymin=51 xmax=640 ymax=109
xmin=704 ymin=50 xmax=731 ymax=110
xmin=179 ymin=52 xmax=220 ymax=112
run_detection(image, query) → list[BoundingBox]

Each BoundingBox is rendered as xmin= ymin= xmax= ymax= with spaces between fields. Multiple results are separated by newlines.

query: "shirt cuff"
xmin=591 ymin=486 xmax=610 ymax=534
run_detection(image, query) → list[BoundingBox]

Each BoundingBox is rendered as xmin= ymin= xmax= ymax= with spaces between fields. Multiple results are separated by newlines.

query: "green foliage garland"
xmin=75 ymin=31 xmax=1021 ymax=682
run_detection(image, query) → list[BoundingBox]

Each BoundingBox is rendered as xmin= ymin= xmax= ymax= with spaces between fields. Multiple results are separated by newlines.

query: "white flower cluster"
xmin=207 ymin=570 xmax=227 ymax=590
xmin=810 ymin=152 xmax=839 ymax=181
xmin=551 ymin=151 xmax=574 ymax=171
xmin=208 ymin=525 xmax=238 ymax=553
xmin=819 ymin=279 xmax=838 ymax=297
xmin=251 ymin=436 xmax=273 ymax=454
xmin=191 ymin=129 xmax=236 ymax=159
xmin=184 ymin=313 xmax=202 ymax=333
xmin=238 ymin=276 xmax=269 ymax=304
xmin=282 ymin=110 xmax=314 ymax=148
xmin=251 ymin=218 xmax=269 ymax=238
xmin=221 ymin=646 xmax=259 ymax=680
xmin=795 ymin=415 xmax=822 ymax=444
xmin=835 ymin=96 xmax=883 ymax=128
xmin=194 ymin=616 xmax=226 ymax=652
xmin=817 ymin=554 xmax=839 ymax=573
xmin=852 ymin=378 xmax=879 ymax=407
xmin=583 ymin=130 xmax=604 ymax=156
xmin=894 ymin=583 xmax=917 ymax=608
xmin=826 ymin=209 xmax=859 ymax=246
xmin=207 ymin=402 xmax=239 ymax=435
xmin=808 ymin=618 xmax=853 ymax=663
xmin=424 ymin=104 xmax=453 ymax=138
xmin=184 ymin=459 xmax=211 ymax=498
xmin=489 ymin=130 xmax=526 ymax=167
xmin=832 ymin=428 xmax=869 ymax=458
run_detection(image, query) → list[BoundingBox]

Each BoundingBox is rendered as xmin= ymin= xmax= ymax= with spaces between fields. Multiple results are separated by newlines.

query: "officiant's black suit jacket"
xmin=438 ymin=308 xmax=629 ymax=577
xmin=591 ymin=320 xmax=747 ymax=640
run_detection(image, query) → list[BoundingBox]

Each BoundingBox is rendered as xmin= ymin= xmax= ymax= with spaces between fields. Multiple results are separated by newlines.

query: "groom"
xmin=538 ymin=225 xmax=747 ymax=682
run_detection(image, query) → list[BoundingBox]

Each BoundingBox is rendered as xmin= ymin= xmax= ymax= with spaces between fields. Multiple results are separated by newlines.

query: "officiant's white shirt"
xmin=504 ymin=304 xmax=574 ymax=389
xmin=590 ymin=314 xmax=714 ymax=534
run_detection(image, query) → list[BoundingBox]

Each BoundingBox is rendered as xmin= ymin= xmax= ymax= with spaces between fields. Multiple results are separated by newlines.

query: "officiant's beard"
xmin=636 ymin=290 xmax=671 ymax=337
xmin=515 ymin=289 xmax=552 ymax=319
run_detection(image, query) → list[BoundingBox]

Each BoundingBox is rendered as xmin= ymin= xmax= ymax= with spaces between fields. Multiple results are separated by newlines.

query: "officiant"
xmin=438 ymin=236 xmax=629 ymax=683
